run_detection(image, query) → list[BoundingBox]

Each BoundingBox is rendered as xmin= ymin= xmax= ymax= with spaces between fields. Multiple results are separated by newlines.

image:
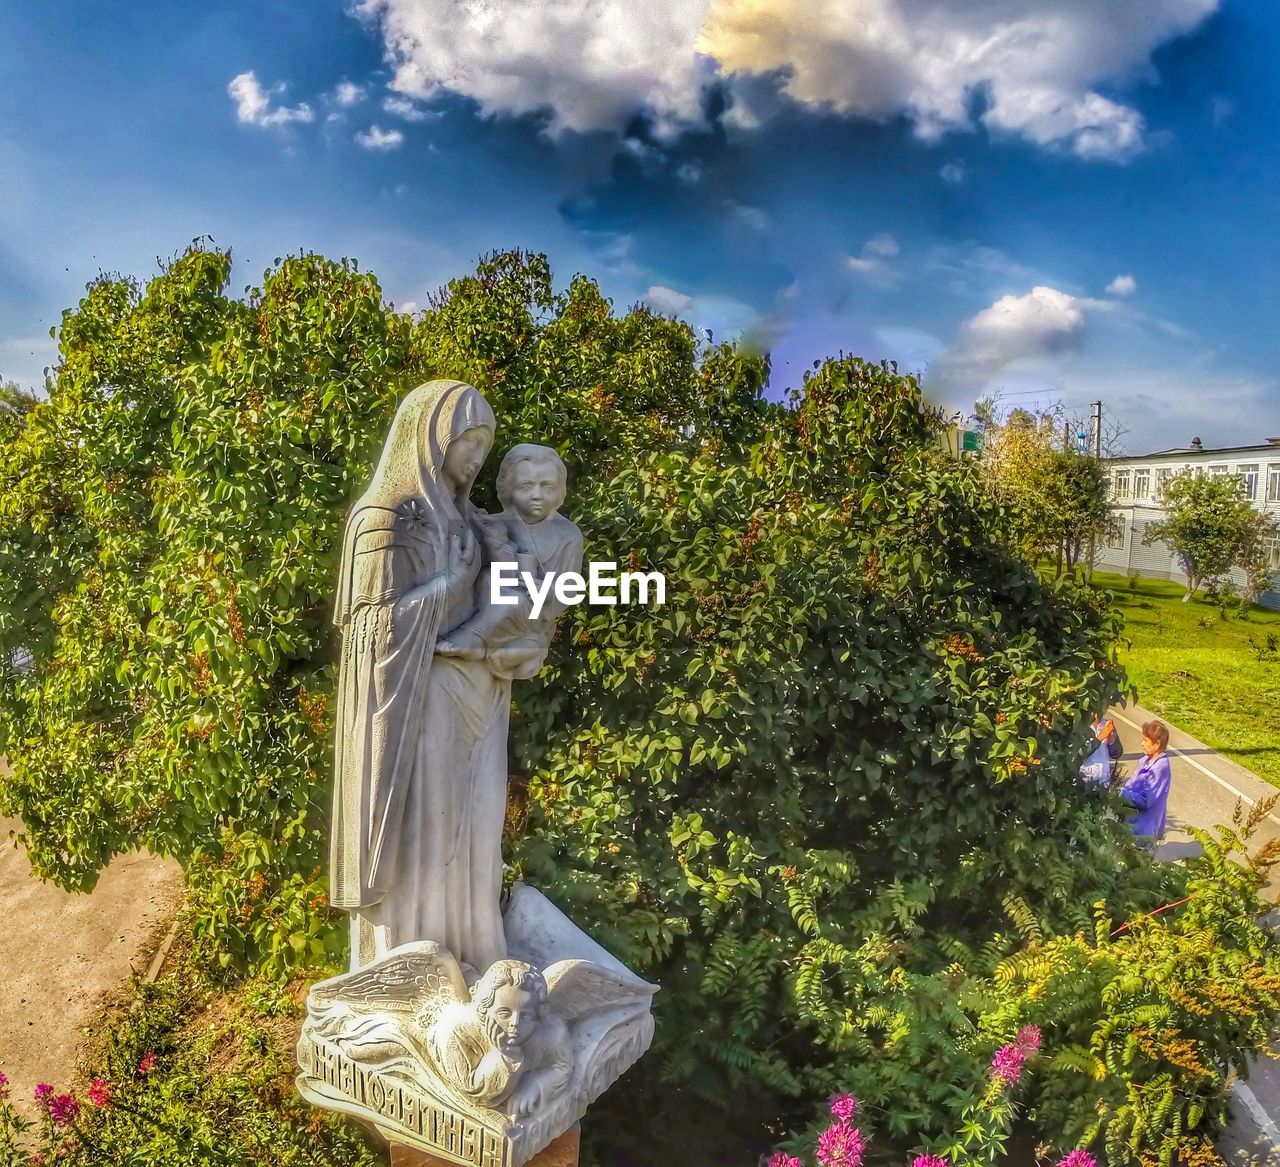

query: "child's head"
xmin=496 ymin=444 xmax=567 ymax=523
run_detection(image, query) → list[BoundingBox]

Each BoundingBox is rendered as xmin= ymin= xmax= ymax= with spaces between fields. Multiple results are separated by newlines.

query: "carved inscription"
xmin=306 ymin=1037 xmax=507 ymax=1167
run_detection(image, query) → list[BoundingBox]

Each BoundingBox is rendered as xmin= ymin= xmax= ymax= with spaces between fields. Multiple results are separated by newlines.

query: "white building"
xmin=1097 ymin=437 xmax=1280 ymax=611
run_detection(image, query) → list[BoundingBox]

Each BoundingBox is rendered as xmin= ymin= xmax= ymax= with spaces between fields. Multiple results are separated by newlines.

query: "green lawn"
xmin=1092 ymin=571 xmax=1280 ymax=788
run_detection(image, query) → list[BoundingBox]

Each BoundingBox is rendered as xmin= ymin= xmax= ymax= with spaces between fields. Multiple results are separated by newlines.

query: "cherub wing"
xmin=309 ymin=941 xmax=470 ymax=1015
xmin=543 ymin=958 xmax=658 ymax=1024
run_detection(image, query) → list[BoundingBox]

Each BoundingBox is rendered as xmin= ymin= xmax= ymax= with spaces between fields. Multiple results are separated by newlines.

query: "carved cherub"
xmin=305 ymin=941 xmax=648 ymax=1120
xmin=427 ymin=959 xmax=571 ymax=1116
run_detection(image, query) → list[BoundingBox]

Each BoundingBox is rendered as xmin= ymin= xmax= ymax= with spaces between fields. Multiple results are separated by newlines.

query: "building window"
xmin=1268 ymin=464 xmax=1280 ymax=503
xmin=1106 ymin=515 xmax=1126 ymax=550
xmin=1113 ymin=469 xmax=1131 ymax=499
xmin=1240 ymin=464 xmax=1260 ymax=500
xmin=1265 ymin=536 xmax=1280 ymax=574
xmin=1210 ymin=464 xmax=1231 ymax=479
xmin=1133 ymin=469 xmax=1151 ymax=499
xmin=1156 ymin=468 xmax=1173 ymax=499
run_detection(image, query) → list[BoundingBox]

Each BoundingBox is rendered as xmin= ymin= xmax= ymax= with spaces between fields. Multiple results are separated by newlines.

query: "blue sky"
xmin=1 ymin=0 xmax=1277 ymax=451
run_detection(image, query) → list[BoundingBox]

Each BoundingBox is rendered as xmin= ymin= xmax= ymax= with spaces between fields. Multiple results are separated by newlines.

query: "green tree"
xmin=0 ymin=379 xmax=39 ymax=446
xmin=1145 ymin=471 xmax=1279 ymax=601
xmin=975 ymin=407 xmax=1109 ymax=573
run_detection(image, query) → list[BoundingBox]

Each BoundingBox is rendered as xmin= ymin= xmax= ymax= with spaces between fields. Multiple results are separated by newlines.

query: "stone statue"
xmin=304 ymin=381 xmax=656 ymax=1167
xmin=299 ymin=894 xmax=658 ymax=1166
xmin=330 ymin=378 xmax=509 ymax=973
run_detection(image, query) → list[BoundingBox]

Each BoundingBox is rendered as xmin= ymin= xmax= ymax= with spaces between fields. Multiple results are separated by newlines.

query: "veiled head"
xmin=363 ymin=380 xmax=496 ymax=515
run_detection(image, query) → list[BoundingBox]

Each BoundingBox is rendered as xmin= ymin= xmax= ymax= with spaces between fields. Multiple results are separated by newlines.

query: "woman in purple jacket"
xmin=1121 ymin=719 xmax=1173 ymax=843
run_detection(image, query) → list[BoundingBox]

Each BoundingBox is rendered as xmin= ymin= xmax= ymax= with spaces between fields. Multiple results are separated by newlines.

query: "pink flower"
xmin=1056 ymin=1153 xmax=1097 ymax=1167
xmin=33 ymin=1083 xmax=53 ymax=1107
xmin=828 ymin=1093 xmax=859 ymax=1123
xmin=767 ymin=1155 xmax=803 ymax=1167
xmin=991 ymin=1043 xmax=1027 ymax=1085
xmin=137 ymin=1052 xmax=156 ymax=1076
xmin=1016 ymin=1025 xmax=1042 ymax=1054
xmin=0 ymin=1070 xmax=8 ymax=1101
xmin=815 ymin=1121 xmax=865 ymax=1167
xmin=87 ymin=1078 xmax=112 ymax=1108
xmin=48 ymin=1093 xmax=79 ymax=1125
xmin=913 ymin=1157 xmax=949 ymax=1167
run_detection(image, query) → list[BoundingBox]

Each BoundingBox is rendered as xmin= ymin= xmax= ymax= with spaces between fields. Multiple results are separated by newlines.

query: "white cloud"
xmin=228 ymin=71 xmax=315 ymax=128
xmin=725 ymin=201 xmax=769 ymax=232
xmin=358 ymin=0 xmax=713 ymax=139
xmin=636 ymin=281 xmax=785 ymax=351
xmin=354 ymin=1 xmax=1218 ymax=160
xmin=922 ymin=242 xmax=1041 ymax=298
xmin=355 ymin=124 xmax=405 ymax=150
xmin=675 ymin=160 xmax=705 ymax=184
xmin=383 ymin=93 xmax=434 ymax=122
xmin=1106 ymin=273 xmax=1137 ymax=297
xmin=643 ymin=285 xmax=695 ymax=316
xmin=1210 ymin=95 xmax=1235 ymax=127
xmin=620 ymin=136 xmax=667 ymax=175
xmin=939 ymin=161 xmax=966 ymax=184
xmin=847 ymin=232 xmax=900 ymax=280
xmin=930 ymin=285 xmax=1092 ymax=392
xmin=700 ymin=0 xmax=1217 ymax=160
xmin=864 ymin=232 xmax=899 ymax=259
xmin=332 ymin=80 xmax=366 ymax=107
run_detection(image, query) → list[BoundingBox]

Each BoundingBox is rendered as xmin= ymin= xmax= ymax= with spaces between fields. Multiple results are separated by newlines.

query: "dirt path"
xmin=0 ymin=759 xmax=182 ymax=1115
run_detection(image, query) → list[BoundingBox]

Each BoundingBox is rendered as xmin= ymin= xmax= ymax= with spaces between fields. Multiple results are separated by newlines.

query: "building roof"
xmin=1108 ymin=440 xmax=1280 ymax=463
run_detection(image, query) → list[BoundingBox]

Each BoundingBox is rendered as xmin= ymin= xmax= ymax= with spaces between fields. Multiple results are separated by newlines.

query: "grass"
xmin=1092 ymin=571 xmax=1280 ymax=788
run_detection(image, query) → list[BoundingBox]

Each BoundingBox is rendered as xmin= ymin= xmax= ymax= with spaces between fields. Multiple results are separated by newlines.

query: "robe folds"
xmin=329 ymin=379 xmax=507 ymax=973
xmin=331 ymin=500 xmax=509 ymax=974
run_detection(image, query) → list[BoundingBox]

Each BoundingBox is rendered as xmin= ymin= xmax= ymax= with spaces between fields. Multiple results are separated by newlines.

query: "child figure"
xmin=438 ymin=444 xmax=583 ymax=681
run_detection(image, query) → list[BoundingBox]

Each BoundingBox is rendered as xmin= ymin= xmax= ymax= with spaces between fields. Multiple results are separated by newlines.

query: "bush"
xmin=0 ymin=950 xmax=378 ymax=1167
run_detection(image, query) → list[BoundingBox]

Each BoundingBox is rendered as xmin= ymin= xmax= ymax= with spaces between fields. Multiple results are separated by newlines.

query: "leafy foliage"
xmin=974 ymin=407 xmax=1110 ymax=573
xmin=1 ymin=246 xmax=1277 ymax=1167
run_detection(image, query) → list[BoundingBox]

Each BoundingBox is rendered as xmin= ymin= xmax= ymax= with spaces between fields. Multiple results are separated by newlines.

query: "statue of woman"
xmin=330 ymin=379 xmax=510 ymax=973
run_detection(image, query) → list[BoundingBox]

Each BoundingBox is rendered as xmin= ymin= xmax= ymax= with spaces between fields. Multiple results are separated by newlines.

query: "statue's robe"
xmin=330 ymin=380 xmax=506 ymax=973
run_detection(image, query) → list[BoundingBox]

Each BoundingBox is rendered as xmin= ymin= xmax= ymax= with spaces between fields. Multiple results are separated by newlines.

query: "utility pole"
xmin=1087 ymin=400 xmax=1103 ymax=582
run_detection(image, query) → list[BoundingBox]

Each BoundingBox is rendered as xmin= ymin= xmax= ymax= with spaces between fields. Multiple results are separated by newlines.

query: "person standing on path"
xmin=1080 ymin=715 xmax=1124 ymax=785
xmin=1121 ymin=719 xmax=1173 ymax=843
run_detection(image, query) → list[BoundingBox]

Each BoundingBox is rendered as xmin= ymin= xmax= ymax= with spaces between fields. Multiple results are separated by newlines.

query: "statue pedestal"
xmin=389 ymin=1126 xmax=579 ymax=1167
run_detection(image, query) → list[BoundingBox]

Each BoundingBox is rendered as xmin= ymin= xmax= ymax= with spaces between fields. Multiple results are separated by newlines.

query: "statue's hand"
xmin=478 ymin=523 xmax=517 ymax=562
xmin=437 ymin=629 xmax=485 ymax=660
xmin=450 ymin=526 xmax=478 ymax=571
xmin=444 ymin=528 xmax=479 ymax=598
xmin=509 ymin=1074 xmax=544 ymax=1118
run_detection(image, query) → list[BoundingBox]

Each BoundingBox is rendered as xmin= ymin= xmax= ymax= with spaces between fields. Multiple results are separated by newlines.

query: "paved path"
xmin=1107 ymin=705 xmax=1280 ymax=1165
xmin=0 ymin=760 xmax=182 ymax=1116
